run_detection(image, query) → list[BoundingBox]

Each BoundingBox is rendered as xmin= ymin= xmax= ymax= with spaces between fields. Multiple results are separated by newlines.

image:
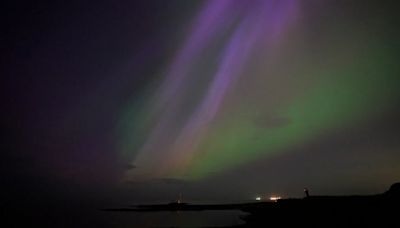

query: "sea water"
xmin=98 ymin=210 xmax=247 ymax=228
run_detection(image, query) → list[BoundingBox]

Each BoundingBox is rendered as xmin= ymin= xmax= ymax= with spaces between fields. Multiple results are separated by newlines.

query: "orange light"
xmin=269 ymin=196 xmax=281 ymax=202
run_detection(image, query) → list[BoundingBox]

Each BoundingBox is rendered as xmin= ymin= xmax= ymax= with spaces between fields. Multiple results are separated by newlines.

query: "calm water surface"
xmin=99 ymin=210 xmax=247 ymax=228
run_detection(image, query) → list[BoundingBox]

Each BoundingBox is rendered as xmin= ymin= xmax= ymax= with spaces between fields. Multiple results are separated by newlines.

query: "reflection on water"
xmin=101 ymin=210 xmax=247 ymax=228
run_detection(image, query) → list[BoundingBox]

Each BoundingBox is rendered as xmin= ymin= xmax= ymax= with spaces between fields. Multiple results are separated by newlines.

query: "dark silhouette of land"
xmin=104 ymin=182 xmax=400 ymax=227
xmin=236 ymin=183 xmax=400 ymax=227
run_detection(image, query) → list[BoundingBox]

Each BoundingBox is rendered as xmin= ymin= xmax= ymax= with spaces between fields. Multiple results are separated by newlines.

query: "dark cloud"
xmin=253 ymin=115 xmax=291 ymax=129
xmin=158 ymin=178 xmax=188 ymax=185
xmin=126 ymin=164 xmax=136 ymax=170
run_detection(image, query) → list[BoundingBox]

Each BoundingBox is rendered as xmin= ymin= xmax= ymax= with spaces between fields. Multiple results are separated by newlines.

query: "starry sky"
xmin=2 ymin=0 xmax=400 ymax=204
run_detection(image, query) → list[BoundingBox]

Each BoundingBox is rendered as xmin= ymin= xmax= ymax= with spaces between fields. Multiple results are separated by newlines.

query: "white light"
xmin=269 ymin=196 xmax=281 ymax=202
xmin=255 ymin=197 xmax=261 ymax=201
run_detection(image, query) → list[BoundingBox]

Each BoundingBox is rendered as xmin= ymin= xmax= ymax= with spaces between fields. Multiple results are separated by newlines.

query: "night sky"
xmin=2 ymin=0 xmax=400 ymax=205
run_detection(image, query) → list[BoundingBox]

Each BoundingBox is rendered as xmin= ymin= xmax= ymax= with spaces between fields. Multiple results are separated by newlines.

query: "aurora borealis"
xmin=3 ymin=0 xmax=400 ymax=205
xmin=120 ymin=0 xmax=400 ymax=183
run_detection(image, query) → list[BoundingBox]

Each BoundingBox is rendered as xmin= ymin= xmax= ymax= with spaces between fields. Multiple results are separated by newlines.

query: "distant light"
xmin=269 ymin=196 xmax=281 ymax=202
xmin=255 ymin=197 xmax=261 ymax=201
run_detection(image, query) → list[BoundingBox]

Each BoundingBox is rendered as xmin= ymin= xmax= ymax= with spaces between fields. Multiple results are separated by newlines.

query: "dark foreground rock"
xmin=236 ymin=183 xmax=400 ymax=227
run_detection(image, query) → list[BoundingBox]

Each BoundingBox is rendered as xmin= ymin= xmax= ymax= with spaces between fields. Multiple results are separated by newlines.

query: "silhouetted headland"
xmin=104 ymin=182 xmax=400 ymax=226
xmin=238 ymin=182 xmax=400 ymax=227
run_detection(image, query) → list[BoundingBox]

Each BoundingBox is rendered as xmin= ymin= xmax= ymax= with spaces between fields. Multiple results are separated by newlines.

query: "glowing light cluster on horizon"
xmin=269 ymin=196 xmax=281 ymax=202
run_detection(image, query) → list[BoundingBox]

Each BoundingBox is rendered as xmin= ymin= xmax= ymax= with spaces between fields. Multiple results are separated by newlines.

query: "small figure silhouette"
xmin=304 ymin=188 xmax=310 ymax=198
xmin=177 ymin=193 xmax=182 ymax=204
